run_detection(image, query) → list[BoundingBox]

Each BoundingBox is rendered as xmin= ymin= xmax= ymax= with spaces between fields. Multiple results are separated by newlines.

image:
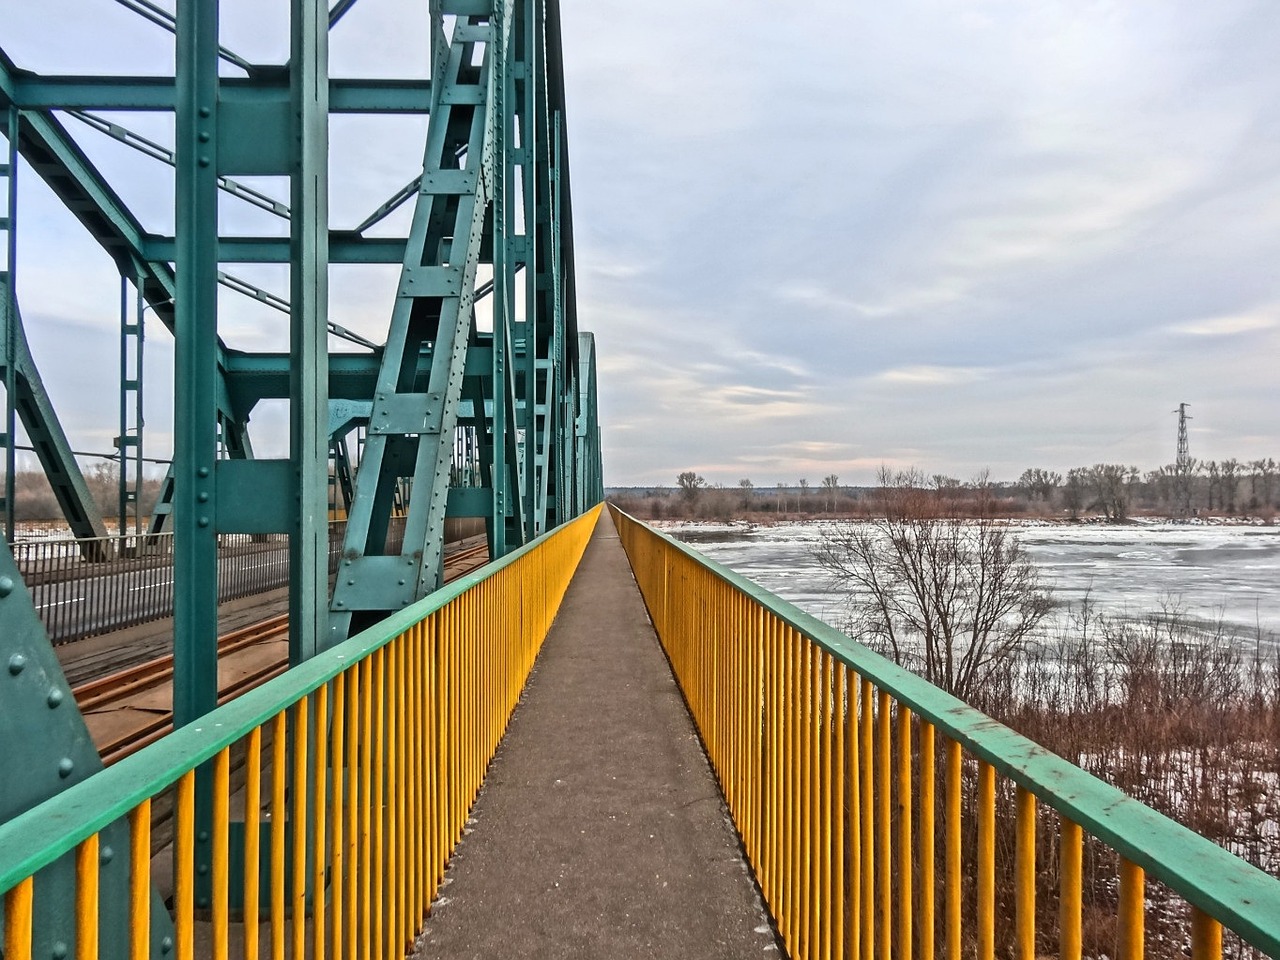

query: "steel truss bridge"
xmin=4 ymin=4 xmax=1280 ymax=960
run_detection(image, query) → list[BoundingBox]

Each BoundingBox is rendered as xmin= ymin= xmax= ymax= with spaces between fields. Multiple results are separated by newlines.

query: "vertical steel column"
xmin=117 ymin=274 xmax=128 ymax=532
xmin=2 ymin=106 xmax=16 ymax=543
xmin=173 ymin=0 xmax=221 ymax=911
xmin=289 ymin=0 xmax=329 ymax=663
xmin=173 ymin=0 xmax=220 ymax=726
xmin=489 ymin=0 xmax=516 ymax=559
xmin=116 ymin=268 xmax=146 ymax=536
xmin=520 ymin=0 xmax=541 ymax=537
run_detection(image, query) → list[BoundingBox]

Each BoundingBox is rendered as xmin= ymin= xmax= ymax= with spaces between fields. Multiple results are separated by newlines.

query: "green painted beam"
xmin=142 ymin=235 xmax=406 ymax=263
xmin=5 ymin=74 xmax=432 ymax=113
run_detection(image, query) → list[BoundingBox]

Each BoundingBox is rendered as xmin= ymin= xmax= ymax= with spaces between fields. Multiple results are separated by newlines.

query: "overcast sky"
xmin=7 ymin=1 xmax=1280 ymax=488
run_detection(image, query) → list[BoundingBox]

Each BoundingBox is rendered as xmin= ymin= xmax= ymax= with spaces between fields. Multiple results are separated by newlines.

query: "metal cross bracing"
xmin=0 ymin=1 xmax=600 ymax=951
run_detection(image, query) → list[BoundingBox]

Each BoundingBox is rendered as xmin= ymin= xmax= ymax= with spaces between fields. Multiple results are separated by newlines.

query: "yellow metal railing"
xmin=1 ymin=504 xmax=601 ymax=960
xmin=611 ymin=505 xmax=1280 ymax=960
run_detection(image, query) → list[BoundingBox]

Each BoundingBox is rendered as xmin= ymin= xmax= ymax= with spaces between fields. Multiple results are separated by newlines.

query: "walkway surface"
xmin=414 ymin=511 xmax=777 ymax=959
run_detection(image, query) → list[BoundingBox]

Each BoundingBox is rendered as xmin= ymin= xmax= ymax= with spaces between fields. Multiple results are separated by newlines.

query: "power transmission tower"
xmin=1174 ymin=402 xmax=1192 ymax=516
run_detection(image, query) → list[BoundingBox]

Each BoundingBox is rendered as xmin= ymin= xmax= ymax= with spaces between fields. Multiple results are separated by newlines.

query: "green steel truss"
xmin=0 ymin=0 xmax=601 ymax=939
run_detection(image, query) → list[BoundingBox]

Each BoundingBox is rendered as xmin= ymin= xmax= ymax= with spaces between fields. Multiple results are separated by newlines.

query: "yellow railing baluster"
xmin=859 ymin=677 xmax=874 ymax=960
xmin=1120 ymin=858 xmax=1145 ymax=960
xmin=3 ymin=876 xmax=34 ymax=960
xmin=386 ymin=641 xmax=399 ymax=960
xmin=898 ymin=705 xmax=912 ymax=960
xmin=313 ymin=686 xmax=329 ymax=960
xmin=809 ymin=644 xmax=822 ymax=959
xmin=243 ymin=729 xmax=261 ymax=960
xmin=74 ymin=833 xmax=98 ymax=960
xmin=846 ymin=666 xmax=861 ymax=960
xmin=361 ymin=655 xmax=374 ymax=960
xmin=977 ymin=761 xmax=995 ymax=960
xmin=1191 ymin=908 xmax=1222 ymax=960
xmin=271 ymin=711 xmax=287 ymax=960
xmin=833 ymin=660 xmax=846 ymax=960
xmin=332 ymin=674 xmax=345 ymax=960
xmin=1015 ymin=786 xmax=1035 ymax=960
xmin=822 ymin=652 xmax=835 ymax=960
xmin=129 ymin=800 xmax=151 ymax=960
xmin=945 ymin=739 xmax=961 ymax=960
xmin=372 ymin=649 xmax=385 ymax=960
xmin=176 ymin=769 xmax=195 ymax=960
xmin=212 ymin=745 xmax=230 ymax=960
xmin=292 ymin=694 xmax=309 ymax=960
xmin=919 ymin=722 xmax=935 ymax=960
xmin=877 ymin=689 xmax=891 ymax=960
xmin=1060 ymin=818 xmax=1082 ymax=960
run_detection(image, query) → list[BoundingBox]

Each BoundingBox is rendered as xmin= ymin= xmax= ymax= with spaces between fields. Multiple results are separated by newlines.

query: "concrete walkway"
xmin=413 ymin=511 xmax=777 ymax=959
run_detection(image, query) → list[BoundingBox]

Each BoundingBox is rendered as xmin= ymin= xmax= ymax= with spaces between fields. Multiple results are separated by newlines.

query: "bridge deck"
xmin=414 ymin=511 xmax=777 ymax=959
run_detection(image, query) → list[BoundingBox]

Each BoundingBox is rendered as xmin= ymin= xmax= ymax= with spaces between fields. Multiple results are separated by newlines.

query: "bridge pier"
xmin=414 ymin=510 xmax=778 ymax=958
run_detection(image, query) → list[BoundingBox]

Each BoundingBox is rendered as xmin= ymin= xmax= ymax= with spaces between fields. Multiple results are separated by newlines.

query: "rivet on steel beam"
xmin=198 ymin=864 xmax=209 ymax=875
xmin=0 ymin=575 xmax=13 ymax=596
xmin=198 ymin=517 xmax=210 ymax=528
xmin=52 ymin=941 xmax=68 ymax=959
xmin=7 ymin=653 xmax=25 ymax=675
xmin=198 ymin=830 xmax=209 ymax=842
xmin=398 ymin=579 xmax=406 ymax=586
xmin=58 ymin=757 xmax=74 ymax=778
xmin=47 ymin=688 xmax=64 ymax=708
xmin=199 ymin=107 xmax=211 ymax=118
xmin=347 ymin=579 xmax=354 ymax=585
xmin=162 ymin=936 xmax=174 ymax=953
xmin=100 ymin=845 xmax=114 ymax=864
xmin=199 ymin=132 xmax=210 ymax=143
xmin=198 ymin=466 xmax=210 ymax=478
xmin=199 ymin=157 xmax=211 ymax=167
xmin=198 ymin=492 xmax=209 ymax=503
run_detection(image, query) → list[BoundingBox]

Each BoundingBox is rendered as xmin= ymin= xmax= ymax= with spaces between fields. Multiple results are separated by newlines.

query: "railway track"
xmin=71 ymin=540 xmax=490 ymax=766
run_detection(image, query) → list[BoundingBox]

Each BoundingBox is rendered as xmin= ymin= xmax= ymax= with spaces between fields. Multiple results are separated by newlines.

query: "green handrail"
xmin=612 ymin=506 xmax=1280 ymax=957
xmin=0 ymin=513 xmax=575 ymax=894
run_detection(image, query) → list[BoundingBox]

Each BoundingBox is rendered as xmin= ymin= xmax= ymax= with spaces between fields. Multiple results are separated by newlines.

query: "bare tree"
xmin=676 ymin=471 xmax=705 ymax=506
xmin=1018 ymin=467 xmax=1061 ymax=502
xmin=1087 ymin=463 xmax=1135 ymax=521
xmin=738 ymin=477 xmax=754 ymax=508
xmin=1063 ymin=468 xmax=1086 ymax=520
xmin=1220 ymin=458 xmax=1241 ymax=513
xmin=821 ymin=473 xmax=840 ymax=513
xmin=816 ymin=468 xmax=1051 ymax=701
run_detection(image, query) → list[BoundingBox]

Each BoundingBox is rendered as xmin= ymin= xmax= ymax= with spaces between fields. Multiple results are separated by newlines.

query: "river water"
xmin=660 ymin=519 xmax=1280 ymax=642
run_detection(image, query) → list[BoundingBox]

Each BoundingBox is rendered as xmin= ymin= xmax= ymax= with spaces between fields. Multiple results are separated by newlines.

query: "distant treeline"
xmin=5 ymin=465 xmax=165 ymax=522
xmin=612 ymin=457 xmax=1280 ymax=521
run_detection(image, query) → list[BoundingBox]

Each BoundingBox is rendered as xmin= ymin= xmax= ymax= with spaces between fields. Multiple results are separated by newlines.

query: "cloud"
xmin=9 ymin=0 xmax=1280 ymax=489
xmin=876 ymin=365 xmax=990 ymax=386
xmin=1172 ymin=311 xmax=1277 ymax=337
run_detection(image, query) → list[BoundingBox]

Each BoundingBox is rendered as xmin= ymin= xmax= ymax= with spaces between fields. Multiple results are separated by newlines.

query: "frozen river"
xmin=660 ymin=520 xmax=1280 ymax=641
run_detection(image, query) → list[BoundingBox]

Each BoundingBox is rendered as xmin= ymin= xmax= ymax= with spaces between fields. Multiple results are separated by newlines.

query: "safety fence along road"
xmin=0 ymin=505 xmax=600 ymax=960
xmin=610 ymin=506 xmax=1280 ymax=960
xmin=14 ymin=518 xmax=408 ymax=644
